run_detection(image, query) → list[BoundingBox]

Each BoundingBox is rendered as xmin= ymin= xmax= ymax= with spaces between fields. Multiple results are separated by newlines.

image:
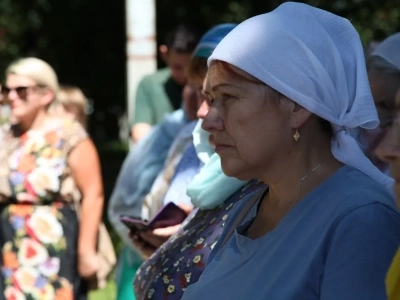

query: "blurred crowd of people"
xmin=1 ymin=2 xmax=400 ymax=300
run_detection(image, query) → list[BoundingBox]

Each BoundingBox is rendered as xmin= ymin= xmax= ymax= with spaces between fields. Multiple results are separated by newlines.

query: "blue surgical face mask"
xmin=192 ymin=119 xmax=214 ymax=164
xmin=188 ymin=119 xmax=249 ymax=209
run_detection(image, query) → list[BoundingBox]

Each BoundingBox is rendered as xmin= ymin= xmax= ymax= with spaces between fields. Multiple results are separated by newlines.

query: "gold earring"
xmin=293 ymin=129 xmax=300 ymax=142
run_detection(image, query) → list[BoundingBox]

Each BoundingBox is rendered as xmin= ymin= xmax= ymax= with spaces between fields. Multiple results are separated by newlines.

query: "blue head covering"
xmin=193 ymin=24 xmax=237 ymax=58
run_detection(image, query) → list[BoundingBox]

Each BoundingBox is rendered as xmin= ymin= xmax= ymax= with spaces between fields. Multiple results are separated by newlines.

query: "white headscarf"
xmin=371 ymin=32 xmax=400 ymax=71
xmin=208 ymin=2 xmax=394 ymax=192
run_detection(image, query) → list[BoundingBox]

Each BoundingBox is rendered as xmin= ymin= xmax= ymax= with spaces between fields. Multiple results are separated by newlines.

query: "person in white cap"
xmin=182 ymin=2 xmax=400 ymax=299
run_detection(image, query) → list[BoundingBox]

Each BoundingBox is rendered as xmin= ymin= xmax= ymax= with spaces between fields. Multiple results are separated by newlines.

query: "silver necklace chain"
xmin=290 ymin=157 xmax=329 ymax=209
xmin=248 ymin=157 xmax=330 ymax=234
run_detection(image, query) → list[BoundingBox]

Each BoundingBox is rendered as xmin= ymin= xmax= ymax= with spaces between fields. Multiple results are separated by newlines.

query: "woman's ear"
xmin=41 ymin=88 xmax=55 ymax=108
xmin=288 ymin=101 xmax=313 ymax=129
xmin=159 ymin=44 xmax=168 ymax=63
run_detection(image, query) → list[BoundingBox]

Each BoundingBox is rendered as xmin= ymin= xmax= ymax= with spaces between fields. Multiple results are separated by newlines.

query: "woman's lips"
xmin=214 ymin=143 xmax=232 ymax=153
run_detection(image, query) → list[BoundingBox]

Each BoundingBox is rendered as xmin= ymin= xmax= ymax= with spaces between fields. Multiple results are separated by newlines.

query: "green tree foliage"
xmin=0 ymin=0 xmax=51 ymax=76
xmin=0 ymin=0 xmax=126 ymax=141
xmin=318 ymin=0 xmax=400 ymax=42
xmin=155 ymin=0 xmax=400 ymax=46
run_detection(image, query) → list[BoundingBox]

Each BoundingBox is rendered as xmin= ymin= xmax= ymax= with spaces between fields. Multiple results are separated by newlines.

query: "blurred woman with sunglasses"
xmin=0 ymin=58 xmax=104 ymax=299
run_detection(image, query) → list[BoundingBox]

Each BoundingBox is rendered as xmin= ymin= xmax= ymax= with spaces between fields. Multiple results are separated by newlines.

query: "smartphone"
xmin=119 ymin=202 xmax=188 ymax=233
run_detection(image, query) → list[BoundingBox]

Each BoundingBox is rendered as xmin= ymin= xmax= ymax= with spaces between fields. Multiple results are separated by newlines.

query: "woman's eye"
xmin=222 ymin=93 xmax=233 ymax=101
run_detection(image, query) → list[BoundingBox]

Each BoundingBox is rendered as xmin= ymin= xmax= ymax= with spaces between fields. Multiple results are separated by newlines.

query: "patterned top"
xmin=0 ymin=118 xmax=88 ymax=300
xmin=0 ymin=118 xmax=87 ymax=204
xmin=134 ymin=180 xmax=266 ymax=300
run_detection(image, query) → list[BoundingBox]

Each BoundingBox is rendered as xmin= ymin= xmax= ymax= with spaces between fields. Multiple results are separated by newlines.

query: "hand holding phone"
xmin=137 ymin=223 xmax=183 ymax=249
xmin=119 ymin=202 xmax=188 ymax=233
xmin=130 ymin=233 xmax=158 ymax=259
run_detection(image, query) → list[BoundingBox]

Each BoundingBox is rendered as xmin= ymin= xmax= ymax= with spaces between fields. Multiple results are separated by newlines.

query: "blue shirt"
xmin=134 ymin=181 xmax=266 ymax=300
xmin=182 ymin=165 xmax=400 ymax=300
xmin=162 ymin=144 xmax=201 ymax=207
xmin=108 ymin=109 xmax=188 ymax=249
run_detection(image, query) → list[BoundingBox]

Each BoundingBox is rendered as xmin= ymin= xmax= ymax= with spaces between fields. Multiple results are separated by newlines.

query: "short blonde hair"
xmin=6 ymin=57 xmax=59 ymax=99
xmin=56 ymin=85 xmax=88 ymax=128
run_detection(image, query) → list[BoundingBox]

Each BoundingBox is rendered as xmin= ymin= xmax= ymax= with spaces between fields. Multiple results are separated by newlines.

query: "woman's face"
xmin=202 ymin=63 xmax=292 ymax=181
xmin=369 ymin=71 xmax=400 ymax=129
xmin=194 ymin=75 xmax=215 ymax=148
xmin=5 ymin=74 xmax=47 ymax=122
xmin=367 ymin=71 xmax=400 ymax=171
xmin=182 ymin=83 xmax=199 ymax=121
xmin=165 ymin=50 xmax=192 ymax=86
xmin=376 ymin=88 xmax=400 ymax=208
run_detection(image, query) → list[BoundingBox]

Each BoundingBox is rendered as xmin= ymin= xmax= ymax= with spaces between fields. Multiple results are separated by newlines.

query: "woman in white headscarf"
xmin=364 ymin=32 xmax=400 ymax=173
xmin=182 ymin=3 xmax=400 ymax=300
xmin=373 ymin=32 xmax=400 ymax=300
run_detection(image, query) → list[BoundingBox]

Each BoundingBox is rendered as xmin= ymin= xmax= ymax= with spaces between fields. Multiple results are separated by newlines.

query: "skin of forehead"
xmin=206 ymin=64 xmax=261 ymax=96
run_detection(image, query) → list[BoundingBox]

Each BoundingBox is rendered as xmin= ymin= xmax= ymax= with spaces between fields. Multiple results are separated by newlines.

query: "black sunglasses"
xmin=0 ymin=85 xmax=43 ymax=99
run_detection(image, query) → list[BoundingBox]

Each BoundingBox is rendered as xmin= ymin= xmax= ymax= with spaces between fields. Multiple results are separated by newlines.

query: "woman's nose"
xmin=6 ymin=89 xmax=19 ymax=101
xmin=196 ymin=100 xmax=209 ymax=120
xmin=375 ymin=127 xmax=400 ymax=163
xmin=201 ymin=105 xmax=224 ymax=133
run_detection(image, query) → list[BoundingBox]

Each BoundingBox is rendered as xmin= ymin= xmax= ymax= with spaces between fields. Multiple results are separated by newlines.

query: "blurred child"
xmin=50 ymin=83 xmax=116 ymax=291
xmin=51 ymin=84 xmax=88 ymax=128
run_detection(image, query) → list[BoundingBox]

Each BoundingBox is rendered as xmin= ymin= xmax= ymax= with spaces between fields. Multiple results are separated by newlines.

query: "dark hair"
xmin=187 ymin=56 xmax=208 ymax=80
xmin=318 ymin=118 xmax=333 ymax=137
xmin=165 ymin=24 xmax=199 ymax=54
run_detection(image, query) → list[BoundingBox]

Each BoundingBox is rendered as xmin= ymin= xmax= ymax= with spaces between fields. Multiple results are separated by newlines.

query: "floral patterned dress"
xmin=134 ymin=180 xmax=266 ymax=300
xmin=0 ymin=119 xmax=88 ymax=300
